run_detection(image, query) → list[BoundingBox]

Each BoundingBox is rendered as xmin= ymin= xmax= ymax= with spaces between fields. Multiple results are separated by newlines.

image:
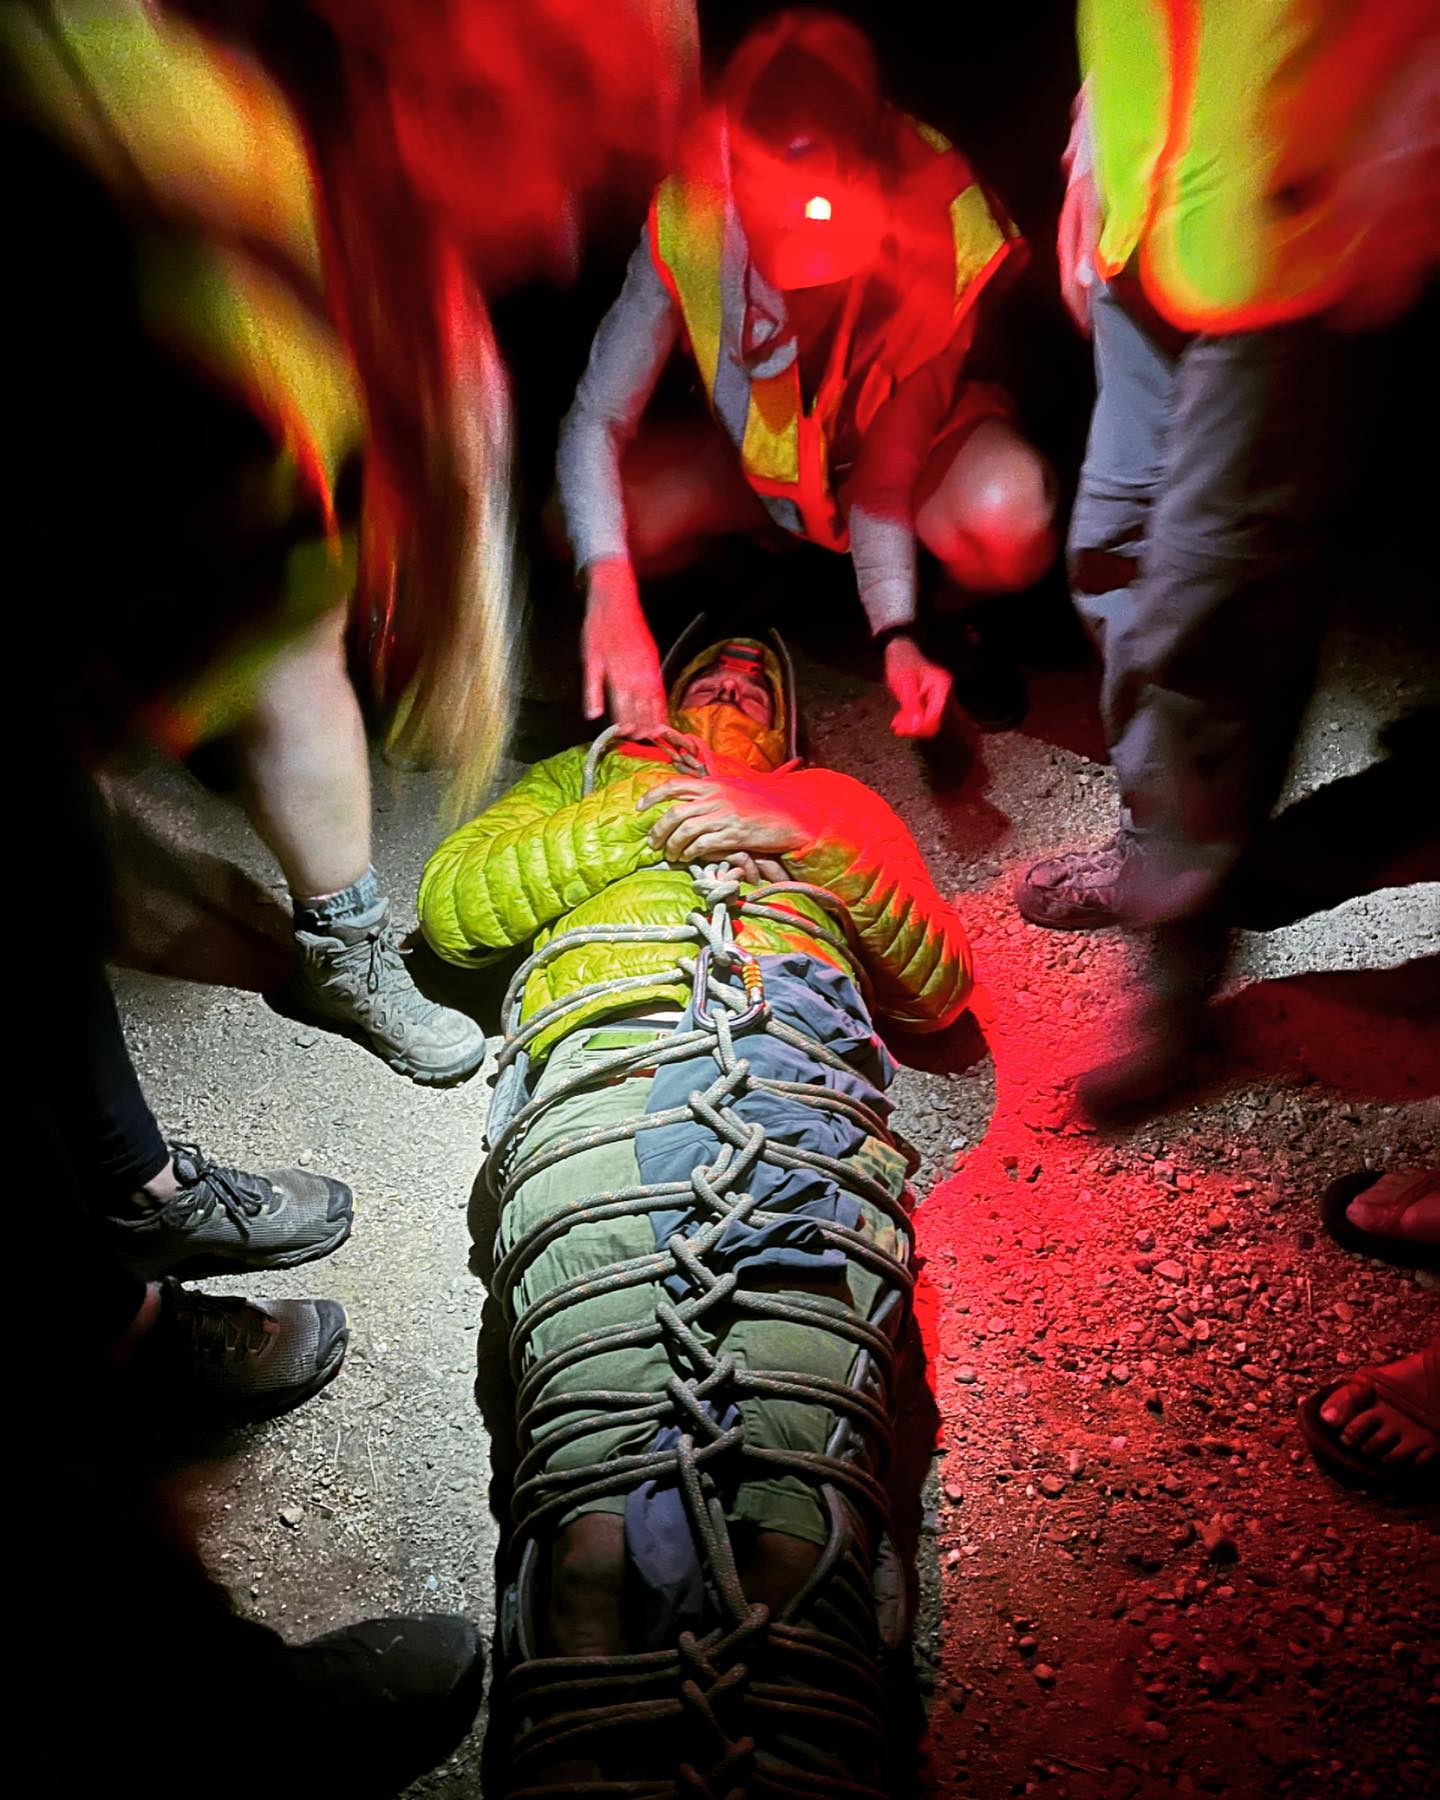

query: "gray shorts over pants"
xmin=1070 ymin=282 xmax=1352 ymax=926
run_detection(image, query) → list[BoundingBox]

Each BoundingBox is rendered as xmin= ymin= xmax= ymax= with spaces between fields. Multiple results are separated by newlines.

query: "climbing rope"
xmin=485 ymin=761 xmax=921 ymax=1798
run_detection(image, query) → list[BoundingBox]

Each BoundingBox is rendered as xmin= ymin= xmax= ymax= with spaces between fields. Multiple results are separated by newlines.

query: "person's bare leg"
xmin=910 ymin=419 xmax=1056 ymax=735
xmin=914 ymin=418 xmax=1057 ymax=595
xmin=235 ymin=606 xmax=486 ymax=1085
xmin=544 ymin=1513 xmax=628 ymax=1658
xmin=235 ymin=606 xmax=371 ymax=900
xmin=740 ymin=1529 xmax=822 ymax=1616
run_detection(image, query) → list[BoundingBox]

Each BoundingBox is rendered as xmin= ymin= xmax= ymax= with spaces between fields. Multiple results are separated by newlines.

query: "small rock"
xmin=955 ymin=1366 xmax=979 ymax=1385
xmin=1154 ymin=1260 xmax=1186 ymax=1282
xmin=1033 ymin=1663 xmax=1057 ymax=1686
xmin=278 ymin=1505 xmax=304 ymax=1530
xmin=1040 ymin=1474 xmax=1067 ymax=1498
xmin=1199 ymin=1519 xmax=1240 ymax=1564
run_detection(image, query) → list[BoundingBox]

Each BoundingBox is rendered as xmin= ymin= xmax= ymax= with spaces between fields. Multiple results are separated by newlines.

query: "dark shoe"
xmin=285 ymin=898 xmax=487 ymax=1086
xmin=281 ymin=1614 xmax=486 ymax=1796
xmin=107 ymin=1142 xmax=353 ymax=1281
xmin=942 ymin=619 xmax=1029 ymax=732
xmin=1017 ymin=835 xmax=1130 ymax=929
xmin=132 ymin=1279 xmax=348 ymax=1422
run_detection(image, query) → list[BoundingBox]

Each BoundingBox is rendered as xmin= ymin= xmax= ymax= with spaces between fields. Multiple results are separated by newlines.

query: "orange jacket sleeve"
xmin=769 ymin=767 xmax=973 ymax=1032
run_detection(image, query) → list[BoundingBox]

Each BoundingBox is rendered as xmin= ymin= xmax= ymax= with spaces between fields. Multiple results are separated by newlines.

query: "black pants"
xmin=30 ymin=762 xmax=163 ymax=1347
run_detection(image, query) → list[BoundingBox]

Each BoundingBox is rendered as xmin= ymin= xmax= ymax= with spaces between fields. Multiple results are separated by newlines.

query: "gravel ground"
xmin=110 ymin=585 xmax=1437 ymax=1797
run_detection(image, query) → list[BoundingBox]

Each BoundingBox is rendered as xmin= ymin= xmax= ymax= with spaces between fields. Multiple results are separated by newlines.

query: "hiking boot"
xmin=285 ymin=899 xmax=486 ymax=1086
xmin=107 ymin=1142 xmax=353 ymax=1282
xmin=279 ymin=1614 xmax=486 ymax=1795
xmin=132 ymin=1279 xmax=348 ymax=1421
xmin=1016 ymin=834 xmax=1131 ymax=929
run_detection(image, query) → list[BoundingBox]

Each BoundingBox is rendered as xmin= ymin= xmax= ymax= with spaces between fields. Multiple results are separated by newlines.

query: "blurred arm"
xmin=556 ymin=226 xmax=681 ymax=570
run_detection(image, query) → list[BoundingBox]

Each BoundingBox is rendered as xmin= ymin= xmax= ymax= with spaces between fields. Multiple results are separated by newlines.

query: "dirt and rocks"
xmin=110 ymin=586 xmax=1436 ymax=1797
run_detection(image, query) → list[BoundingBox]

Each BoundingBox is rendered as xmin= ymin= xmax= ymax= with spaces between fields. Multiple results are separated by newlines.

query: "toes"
xmin=1321 ymin=1377 xmax=1374 ymax=1427
xmin=1363 ymin=1421 xmax=1403 ymax=1457
xmin=1381 ymin=1430 xmax=1423 ymax=1466
xmin=1340 ymin=1405 xmax=1386 ymax=1448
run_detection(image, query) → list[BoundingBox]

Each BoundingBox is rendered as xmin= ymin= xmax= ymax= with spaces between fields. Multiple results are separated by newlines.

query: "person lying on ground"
xmin=1299 ymin=1169 xmax=1439 ymax=1496
xmin=418 ymin=636 xmax=971 ymax=1791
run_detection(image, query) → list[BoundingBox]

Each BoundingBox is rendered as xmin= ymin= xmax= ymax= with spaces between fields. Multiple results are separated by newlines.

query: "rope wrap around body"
xmin=485 ymin=773 xmax=921 ymax=1796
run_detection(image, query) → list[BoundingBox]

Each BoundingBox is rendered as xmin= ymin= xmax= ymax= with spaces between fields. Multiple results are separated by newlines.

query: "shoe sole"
xmin=267 ymin=992 xmax=488 ymax=1088
xmin=1015 ymin=892 xmax=1122 ymax=932
xmin=127 ymin=1208 xmax=355 ymax=1285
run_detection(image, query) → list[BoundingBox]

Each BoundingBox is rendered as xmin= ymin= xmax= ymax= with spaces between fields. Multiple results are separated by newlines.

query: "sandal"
xmin=1298 ymin=1346 xmax=1440 ymax=1497
xmin=1320 ymin=1170 xmax=1440 ymax=1273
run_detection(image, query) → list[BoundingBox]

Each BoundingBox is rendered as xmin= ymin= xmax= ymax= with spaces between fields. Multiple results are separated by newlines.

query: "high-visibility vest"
xmin=1081 ymin=0 xmax=1435 ymax=331
xmin=649 ymin=109 xmax=1019 ymax=551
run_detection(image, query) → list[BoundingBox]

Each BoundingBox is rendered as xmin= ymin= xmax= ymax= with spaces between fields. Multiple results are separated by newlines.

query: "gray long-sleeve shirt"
xmin=556 ymin=226 xmax=978 ymax=636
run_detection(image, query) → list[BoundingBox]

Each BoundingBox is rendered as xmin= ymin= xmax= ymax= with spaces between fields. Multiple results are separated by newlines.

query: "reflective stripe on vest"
xmin=650 ymin=114 xmax=1015 ymax=551
xmin=1081 ymin=0 xmax=1434 ymax=330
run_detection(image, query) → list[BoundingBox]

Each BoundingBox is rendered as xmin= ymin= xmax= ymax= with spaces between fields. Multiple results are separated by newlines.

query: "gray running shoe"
xmin=133 ymin=1280 xmax=348 ymax=1421
xmin=108 ymin=1142 xmax=353 ymax=1281
xmin=285 ymin=900 xmax=486 ymax=1086
xmin=1016 ymin=835 xmax=1131 ymax=930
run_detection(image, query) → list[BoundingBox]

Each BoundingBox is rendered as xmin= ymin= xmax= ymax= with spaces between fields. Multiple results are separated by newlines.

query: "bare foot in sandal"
xmin=1301 ymin=1342 xmax=1440 ymax=1493
xmin=1321 ymin=1169 xmax=1440 ymax=1272
xmin=1345 ymin=1171 xmax=1440 ymax=1245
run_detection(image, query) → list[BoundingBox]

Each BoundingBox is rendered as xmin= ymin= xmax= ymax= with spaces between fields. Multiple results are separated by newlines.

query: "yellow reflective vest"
xmin=649 ymin=108 xmax=1020 ymax=550
xmin=1081 ymin=0 xmax=1437 ymax=330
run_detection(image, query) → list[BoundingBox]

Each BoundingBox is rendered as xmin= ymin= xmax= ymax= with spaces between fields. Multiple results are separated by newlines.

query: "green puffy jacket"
xmin=419 ymin=739 xmax=972 ymax=1058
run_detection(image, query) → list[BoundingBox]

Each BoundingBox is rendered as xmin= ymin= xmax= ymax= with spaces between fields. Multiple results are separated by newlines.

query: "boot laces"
xmin=167 ymin=1143 xmax=267 ymax=1240
xmin=166 ymin=1285 xmax=273 ymax=1364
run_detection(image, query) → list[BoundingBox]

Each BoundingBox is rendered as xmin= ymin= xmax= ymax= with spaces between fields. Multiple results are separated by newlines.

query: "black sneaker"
xmin=108 ymin=1142 xmax=353 ymax=1281
xmin=280 ymin=1614 xmax=486 ymax=1796
xmin=131 ymin=1279 xmax=348 ymax=1422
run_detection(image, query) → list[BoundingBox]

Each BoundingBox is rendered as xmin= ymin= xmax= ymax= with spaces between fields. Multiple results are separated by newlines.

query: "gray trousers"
xmin=1071 ymin=283 xmax=1350 ymax=926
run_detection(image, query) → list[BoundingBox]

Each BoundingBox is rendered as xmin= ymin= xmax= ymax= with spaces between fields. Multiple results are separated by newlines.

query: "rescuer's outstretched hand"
xmin=885 ymin=636 xmax=953 ymax=737
xmin=583 ymin=556 xmax=668 ymax=730
xmin=639 ymin=776 xmax=806 ymax=872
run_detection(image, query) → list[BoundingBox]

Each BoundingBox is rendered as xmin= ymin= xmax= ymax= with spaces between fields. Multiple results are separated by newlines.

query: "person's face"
xmin=678 ymin=664 xmax=776 ymax=726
